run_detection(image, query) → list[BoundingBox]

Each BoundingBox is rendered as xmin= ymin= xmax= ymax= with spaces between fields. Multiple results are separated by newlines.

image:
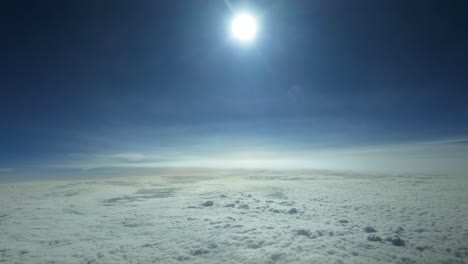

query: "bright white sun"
xmin=230 ymin=12 xmax=258 ymax=43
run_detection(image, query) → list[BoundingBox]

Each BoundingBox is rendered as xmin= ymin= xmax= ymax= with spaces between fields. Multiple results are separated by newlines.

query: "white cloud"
xmin=0 ymin=169 xmax=466 ymax=263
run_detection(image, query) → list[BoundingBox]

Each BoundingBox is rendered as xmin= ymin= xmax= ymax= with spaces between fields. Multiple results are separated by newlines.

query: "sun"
xmin=230 ymin=12 xmax=258 ymax=43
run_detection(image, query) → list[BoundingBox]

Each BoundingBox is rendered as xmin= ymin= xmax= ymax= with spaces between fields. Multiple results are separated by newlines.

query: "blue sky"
xmin=1 ymin=0 xmax=468 ymax=176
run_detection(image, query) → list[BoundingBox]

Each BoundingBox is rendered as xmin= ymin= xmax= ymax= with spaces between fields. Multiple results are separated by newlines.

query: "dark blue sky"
xmin=1 ymin=0 xmax=468 ymax=175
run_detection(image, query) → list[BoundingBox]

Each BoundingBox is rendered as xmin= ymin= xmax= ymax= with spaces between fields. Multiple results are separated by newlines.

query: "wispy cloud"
xmin=46 ymin=152 xmax=177 ymax=170
xmin=42 ymin=136 xmax=468 ymax=176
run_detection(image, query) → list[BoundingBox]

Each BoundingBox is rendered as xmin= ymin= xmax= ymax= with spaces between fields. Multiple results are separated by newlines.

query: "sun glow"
xmin=230 ymin=12 xmax=258 ymax=43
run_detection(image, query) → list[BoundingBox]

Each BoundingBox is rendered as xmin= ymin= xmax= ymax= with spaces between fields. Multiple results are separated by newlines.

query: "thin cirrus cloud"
xmin=45 ymin=137 xmax=468 ymax=176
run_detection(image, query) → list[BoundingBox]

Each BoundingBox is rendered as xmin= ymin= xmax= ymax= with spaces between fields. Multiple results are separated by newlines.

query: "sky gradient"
xmin=1 ymin=0 xmax=468 ymax=176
